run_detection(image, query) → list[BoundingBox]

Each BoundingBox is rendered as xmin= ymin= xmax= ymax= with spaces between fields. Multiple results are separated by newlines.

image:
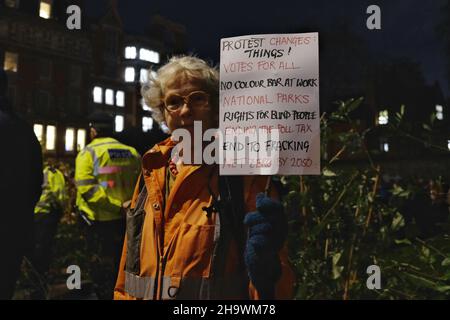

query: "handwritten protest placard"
xmin=219 ymin=33 xmax=320 ymax=175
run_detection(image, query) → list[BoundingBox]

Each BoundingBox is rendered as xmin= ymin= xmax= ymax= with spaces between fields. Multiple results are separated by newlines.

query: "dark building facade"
xmin=1 ymin=0 xmax=181 ymax=159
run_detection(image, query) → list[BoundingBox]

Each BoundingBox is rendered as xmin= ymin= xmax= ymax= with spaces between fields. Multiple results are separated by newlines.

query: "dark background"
xmin=85 ymin=0 xmax=449 ymax=96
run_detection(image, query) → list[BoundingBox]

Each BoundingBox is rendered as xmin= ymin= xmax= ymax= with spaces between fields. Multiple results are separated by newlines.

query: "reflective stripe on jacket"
xmin=75 ymin=137 xmax=141 ymax=221
xmin=34 ymin=166 xmax=67 ymax=214
xmin=114 ymin=138 xmax=295 ymax=300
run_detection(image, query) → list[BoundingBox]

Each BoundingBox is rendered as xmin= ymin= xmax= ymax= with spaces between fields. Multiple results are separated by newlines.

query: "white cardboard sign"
xmin=219 ymin=33 xmax=320 ymax=175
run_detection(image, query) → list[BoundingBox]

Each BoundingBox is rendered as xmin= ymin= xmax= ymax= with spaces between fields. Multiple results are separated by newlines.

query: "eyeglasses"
xmin=163 ymin=90 xmax=210 ymax=112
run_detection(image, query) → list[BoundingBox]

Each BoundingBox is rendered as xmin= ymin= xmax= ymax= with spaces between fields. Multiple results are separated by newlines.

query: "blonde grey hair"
xmin=141 ymin=55 xmax=219 ymax=125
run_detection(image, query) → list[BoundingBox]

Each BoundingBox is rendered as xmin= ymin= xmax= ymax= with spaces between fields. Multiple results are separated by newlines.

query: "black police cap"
xmin=88 ymin=112 xmax=114 ymax=129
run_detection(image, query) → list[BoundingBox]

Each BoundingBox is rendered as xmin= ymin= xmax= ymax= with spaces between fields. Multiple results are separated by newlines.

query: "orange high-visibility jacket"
xmin=114 ymin=138 xmax=295 ymax=300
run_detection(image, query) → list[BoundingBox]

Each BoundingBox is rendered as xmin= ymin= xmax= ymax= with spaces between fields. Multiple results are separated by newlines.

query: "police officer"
xmin=32 ymin=162 xmax=67 ymax=278
xmin=75 ymin=112 xmax=140 ymax=299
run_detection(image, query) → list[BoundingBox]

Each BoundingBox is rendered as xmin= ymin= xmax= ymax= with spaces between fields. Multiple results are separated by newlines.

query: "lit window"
xmin=65 ymin=128 xmax=75 ymax=152
xmin=380 ymin=138 xmax=389 ymax=153
xmin=448 ymin=140 xmax=450 ymax=151
xmin=39 ymin=0 xmax=52 ymax=19
xmin=142 ymin=117 xmax=153 ymax=132
xmin=105 ymin=89 xmax=114 ymax=105
xmin=116 ymin=91 xmax=125 ymax=107
xmin=436 ymin=105 xmax=444 ymax=120
xmin=125 ymin=46 xmax=137 ymax=59
xmin=139 ymin=48 xmax=160 ymax=63
xmin=77 ymin=129 xmax=86 ymax=151
xmin=115 ymin=115 xmax=124 ymax=132
xmin=377 ymin=110 xmax=388 ymax=125
xmin=33 ymin=124 xmax=44 ymax=144
xmin=125 ymin=67 xmax=135 ymax=82
xmin=140 ymin=68 xmax=148 ymax=83
xmin=93 ymin=86 xmax=103 ymax=103
xmin=142 ymin=99 xmax=151 ymax=111
xmin=5 ymin=0 xmax=20 ymax=9
xmin=3 ymin=51 xmax=18 ymax=72
xmin=46 ymin=125 xmax=56 ymax=151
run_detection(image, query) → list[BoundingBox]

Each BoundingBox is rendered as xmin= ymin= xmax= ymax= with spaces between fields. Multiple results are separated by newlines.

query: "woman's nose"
xmin=179 ymin=101 xmax=192 ymax=116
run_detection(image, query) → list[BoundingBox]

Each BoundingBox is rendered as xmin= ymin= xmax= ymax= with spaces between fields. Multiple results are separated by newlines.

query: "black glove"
xmin=243 ymin=193 xmax=288 ymax=299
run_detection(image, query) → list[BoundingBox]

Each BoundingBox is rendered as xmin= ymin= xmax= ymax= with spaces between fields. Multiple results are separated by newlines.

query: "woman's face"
xmin=163 ymin=76 xmax=217 ymax=136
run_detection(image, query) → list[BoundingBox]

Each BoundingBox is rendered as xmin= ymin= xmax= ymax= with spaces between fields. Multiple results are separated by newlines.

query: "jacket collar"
xmin=142 ymin=137 xmax=215 ymax=174
xmin=142 ymin=137 xmax=177 ymax=171
xmin=89 ymin=137 xmax=118 ymax=146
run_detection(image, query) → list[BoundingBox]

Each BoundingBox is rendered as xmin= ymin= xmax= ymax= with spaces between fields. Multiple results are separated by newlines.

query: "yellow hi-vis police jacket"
xmin=75 ymin=137 xmax=141 ymax=222
xmin=34 ymin=166 xmax=67 ymax=214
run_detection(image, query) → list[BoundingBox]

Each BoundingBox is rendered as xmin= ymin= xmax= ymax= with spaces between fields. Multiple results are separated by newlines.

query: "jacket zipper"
xmin=158 ymin=255 xmax=168 ymax=299
xmin=154 ymin=229 xmax=177 ymax=299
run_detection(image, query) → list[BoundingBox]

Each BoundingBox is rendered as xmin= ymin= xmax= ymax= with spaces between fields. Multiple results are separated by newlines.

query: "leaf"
xmin=395 ymin=239 xmax=412 ymax=245
xmin=391 ymin=185 xmax=405 ymax=196
xmin=421 ymin=246 xmax=430 ymax=258
xmin=391 ymin=212 xmax=405 ymax=231
xmin=345 ymin=97 xmax=364 ymax=113
xmin=330 ymin=114 xmax=345 ymax=122
xmin=441 ymin=258 xmax=450 ymax=267
xmin=435 ymin=286 xmax=450 ymax=293
xmin=332 ymin=252 xmax=342 ymax=265
xmin=332 ymin=252 xmax=344 ymax=280
xmin=322 ymin=168 xmax=337 ymax=177
xmin=422 ymin=124 xmax=432 ymax=131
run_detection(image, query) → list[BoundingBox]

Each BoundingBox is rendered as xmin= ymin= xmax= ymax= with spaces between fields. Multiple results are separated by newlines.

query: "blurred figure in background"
xmin=427 ymin=179 xmax=449 ymax=234
xmin=0 ymin=69 xmax=43 ymax=299
xmin=31 ymin=160 xmax=67 ymax=279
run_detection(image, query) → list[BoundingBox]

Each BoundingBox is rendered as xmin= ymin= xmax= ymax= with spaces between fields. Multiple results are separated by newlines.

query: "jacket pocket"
xmin=173 ymin=223 xmax=215 ymax=278
xmin=125 ymin=188 xmax=147 ymax=274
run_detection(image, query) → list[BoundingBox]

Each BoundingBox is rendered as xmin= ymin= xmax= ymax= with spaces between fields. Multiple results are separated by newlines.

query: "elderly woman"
xmin=114 ymin=56 xmax=295 ymax=300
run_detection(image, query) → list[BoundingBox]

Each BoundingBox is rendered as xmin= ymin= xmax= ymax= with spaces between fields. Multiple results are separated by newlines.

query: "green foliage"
xmin=284 ymin=98 xmax=450 ymax=299
xmin=13 ymin=100 xmax=450 ymax=299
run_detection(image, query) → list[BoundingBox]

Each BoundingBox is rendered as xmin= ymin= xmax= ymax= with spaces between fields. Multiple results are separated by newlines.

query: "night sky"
xmin=86 ymin=0 xmax=449 ymax=96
